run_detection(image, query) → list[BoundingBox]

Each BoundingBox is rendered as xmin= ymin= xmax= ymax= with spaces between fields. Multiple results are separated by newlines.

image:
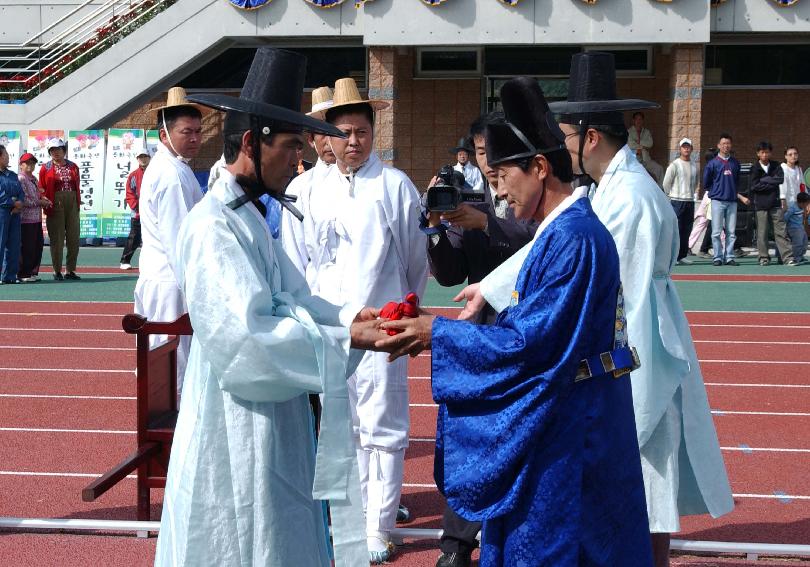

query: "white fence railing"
xmin=0 ymin=0 xmax=177 ymax=102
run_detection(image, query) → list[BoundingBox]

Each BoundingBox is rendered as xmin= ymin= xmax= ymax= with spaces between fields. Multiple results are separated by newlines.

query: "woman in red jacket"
xmin=38 ymin=138 xmax=81 ymax=281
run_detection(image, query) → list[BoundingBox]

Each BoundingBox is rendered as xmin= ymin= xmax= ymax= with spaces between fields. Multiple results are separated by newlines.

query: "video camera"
xmin=425 ymin=165 xmax=485 ymax=213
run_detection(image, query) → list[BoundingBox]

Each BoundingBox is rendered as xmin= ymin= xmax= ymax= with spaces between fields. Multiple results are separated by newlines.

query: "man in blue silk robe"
xmin=377 ymin=77 xmax=653 ymax=567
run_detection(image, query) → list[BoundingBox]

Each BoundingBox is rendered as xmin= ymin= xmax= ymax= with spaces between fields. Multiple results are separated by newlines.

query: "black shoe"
xmin=436 ymin=552 xmax=472 ymax=567
xmin=725 ymin=259 xmax=738 ymax=266
xmin=712 ymin=259 xmax=722 ymax=267
xmin=396 ymin=504 xmax=411 ymax=523
xmin=54 ymin=273 xmax=64 ymax=281
xmin=65 ymin=272 xmax=81 ymax=280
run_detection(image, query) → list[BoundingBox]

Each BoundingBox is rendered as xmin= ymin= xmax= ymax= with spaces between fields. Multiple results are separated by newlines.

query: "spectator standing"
xmin=780 ymin=146 xmax=804 ymax=210
xmin=39 ymin=138 xmax=81 ymax=280
xmin=119 ymin=150 xmax=150 ymax=270
xmin=663 ymin=138 xmax=698 ymax=264
xmin=627 ymin=111 xmax=664 ymax=183
xmin=785 ymin=192 xmax=810 ymax=264
xmin=18 ymin=153 xmax=50 ymax=282
xmin=750 ymin=141 xmax=795 ymax=266
xmin=0 ymin=145 xmax=24 ymax=284
xmin=450 ymin=137 xmax=484 ymax=193
xmin=703 ymin=133 xmax=748 ymax=266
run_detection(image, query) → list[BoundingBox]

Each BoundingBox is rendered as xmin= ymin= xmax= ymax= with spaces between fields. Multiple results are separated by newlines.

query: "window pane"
xmin=420 ymin=50 xmax=479 ymax=73
xmin=706 ymin=44 xmax=810 ymax=86
xmin=484 ymin=46 xmax=581 ymax=76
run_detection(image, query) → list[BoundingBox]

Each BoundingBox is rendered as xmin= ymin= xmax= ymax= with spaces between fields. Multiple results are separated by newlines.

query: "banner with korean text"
xmin=67 ymin=130 xmax=105 ymax=238
xmin=101 ymin=129 xmax=145 ymax=238
xmin=0 ymin=131 xmax=22 ymax=171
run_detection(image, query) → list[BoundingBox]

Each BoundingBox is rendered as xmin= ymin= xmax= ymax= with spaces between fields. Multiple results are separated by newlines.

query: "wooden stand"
xmin=82 ymin=313 xmax=191 ymax=521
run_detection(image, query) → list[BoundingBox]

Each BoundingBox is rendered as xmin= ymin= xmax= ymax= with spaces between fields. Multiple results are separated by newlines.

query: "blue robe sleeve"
xmin=432 ymin=224 xmax=617 ymax=521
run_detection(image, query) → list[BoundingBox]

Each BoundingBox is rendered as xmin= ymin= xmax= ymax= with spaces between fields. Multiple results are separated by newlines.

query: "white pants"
xmin=349 ymin=350 xmax=409 ymax=534
xmin=134 ymin=277 xmax=190 ymax=395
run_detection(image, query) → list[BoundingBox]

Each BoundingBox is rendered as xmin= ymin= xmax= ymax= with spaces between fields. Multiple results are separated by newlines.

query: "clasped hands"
xmin=348 ymin=282 xmax=489 ymax=361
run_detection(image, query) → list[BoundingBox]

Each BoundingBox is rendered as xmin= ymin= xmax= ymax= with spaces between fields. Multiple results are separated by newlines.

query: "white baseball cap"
xmin=47 ymin=137 xmax=67 ymax=150
xmin=679 ymin=138 xmax=693 ymax=147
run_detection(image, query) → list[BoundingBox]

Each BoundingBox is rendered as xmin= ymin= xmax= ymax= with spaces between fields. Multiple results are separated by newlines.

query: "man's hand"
xmin=453 ymin=283 xmax=486 ymax=321
xmin=350 ymin=318 xmax=387 ymax=350
xmin=441 ymin=204 xmax=487 ymax=231
xmin=354 ymin=306 xmax=380 ymax=323
xmin=739 ymin=195 xmax=751 ymax=206
xmin=375 ymin=312 xmax=434 ymax=362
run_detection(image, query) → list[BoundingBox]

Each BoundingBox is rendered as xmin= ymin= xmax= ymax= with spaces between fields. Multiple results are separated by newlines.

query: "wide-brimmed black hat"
xmin=449 ymin=137 xmax=473 ymax=154
xmin=548 ymin=52 xmax=658 ymax=125
xmin=187 ymin=47 xmax=345 ymax=138
xmin=485 ymin=77 xmax=567 ymax=167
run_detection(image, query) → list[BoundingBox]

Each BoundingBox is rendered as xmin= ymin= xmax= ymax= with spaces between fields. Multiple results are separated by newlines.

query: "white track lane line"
xmin=706 ymin=383 xmax=810 ymax=388
xmin=0 ymin=471 xmax=135 ymax=479
xmin=690 ymin=324 xmax=810 ymax=329
xmin=0 ymin=346 xmax=133 ymax=351
xmin=0 ymin=312 xmax=124 ymax=318
xmin=0 ymin=368 xmax=132 ymax=373
xmin=695 ymin=340 xmax=810 ymax=346
xmin=0 ymin=394 xmax=134 ymax=400
xmin=0 ymin=328 xmax=119 ymax=333
xmin=0 ymin=427 xmax=134 ymax=434
xmin=0 ymin=300 xmax=132 ymax=305
xmin=409 ymin=438 xmax=810 ymax=453
xmin=409 ymin=405 xmax=810 ymax=416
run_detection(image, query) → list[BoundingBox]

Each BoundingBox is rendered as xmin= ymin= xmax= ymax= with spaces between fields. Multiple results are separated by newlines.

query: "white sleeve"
xmin=662 ymin=162 xmax=677 ymax=197
xmin=155 ymin=175 xmax=197 ymax=281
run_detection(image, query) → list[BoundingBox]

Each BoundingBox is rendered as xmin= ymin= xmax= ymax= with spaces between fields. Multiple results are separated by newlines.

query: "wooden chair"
xmin=82 ymin=313 xmax=191 ymax=521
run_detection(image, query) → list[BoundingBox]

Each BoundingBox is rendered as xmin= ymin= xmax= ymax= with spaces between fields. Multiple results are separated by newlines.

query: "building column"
xmin=368 ymin=46 xmax=396 ymax=165
xmin=666 ymin=45 xmax=704 ymax=164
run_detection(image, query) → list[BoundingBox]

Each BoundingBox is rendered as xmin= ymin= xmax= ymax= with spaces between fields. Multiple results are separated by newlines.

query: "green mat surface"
xmin=3 ymin=247 xmax=808 ymax=311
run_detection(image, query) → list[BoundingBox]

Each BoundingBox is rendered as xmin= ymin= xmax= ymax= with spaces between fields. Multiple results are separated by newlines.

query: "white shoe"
xmin=677 ymin=258 xmax=694 ymax=265
xmin=120 ymin=263 xmax=132 ymax=270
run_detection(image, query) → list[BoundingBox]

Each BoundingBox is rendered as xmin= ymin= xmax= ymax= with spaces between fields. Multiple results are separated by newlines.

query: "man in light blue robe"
xmin=154 ymin=48 xmax=389 ymax=567
xmin=377 ymin=77 xmax=653 ymax=567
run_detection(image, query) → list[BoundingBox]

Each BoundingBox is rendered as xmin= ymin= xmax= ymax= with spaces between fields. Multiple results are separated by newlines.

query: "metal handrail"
xmin=0 ymin=0 xmax=178 ymax=101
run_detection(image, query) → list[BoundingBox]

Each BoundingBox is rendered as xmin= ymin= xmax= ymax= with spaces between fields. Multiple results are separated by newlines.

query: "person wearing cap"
xmin=38 ymin=138 xmax=81 ymax=281
xmin=18 ymin=153 xmax=51 ymax=282
xmin=451 ymin=136 xmax=484 ymax=193
xmin=154 ymin=48 xmax=392 ymax=567
xmin=376 ymin=76 xmax=652 ymax=566
xmin=305 ymin=77 xmax=427 ymax=563
xmin=547 ymin=52 xmax=733 ymax=566
xmin=280 ymin=85 xmax=338 ymax=283
xmin=627 ymin=111 xmax=664 ymax=184
xmin=135 ymin=86 xmax=204 ymax=395
xmin=119 ymin=149 xmax=151 ymax=270
xmin=0 ymin=144 xmax=25 ymax=284
xmin=662 ymin=138 xmax=699 ymax=265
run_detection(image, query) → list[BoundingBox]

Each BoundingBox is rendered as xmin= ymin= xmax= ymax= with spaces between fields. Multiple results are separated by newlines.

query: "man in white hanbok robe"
xmin=627 ymin=112 xmax=664 ymax=184
xmin=294 ymin=78 xmax=428 ymax=562
xmin=135 ymin=123 xmax=203 ymax=394
xmin=451 ymin=138 xmax=484 ymax=193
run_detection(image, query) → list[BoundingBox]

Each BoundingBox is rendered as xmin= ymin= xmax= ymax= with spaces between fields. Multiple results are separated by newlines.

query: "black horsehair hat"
xmin=450 ymin=136 xmax=474 ymax=154
xmin=548 ymin=52 xmax=658 ymax=126
xmin=187 ymin=47 xmax=345 ymax=139
xmin=485 ymin=77 xmax=567 ymax=167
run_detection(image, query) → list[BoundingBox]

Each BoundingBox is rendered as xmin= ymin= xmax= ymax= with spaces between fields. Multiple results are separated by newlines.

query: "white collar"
xmin=527 ymin=185 xmax=589 ymax=247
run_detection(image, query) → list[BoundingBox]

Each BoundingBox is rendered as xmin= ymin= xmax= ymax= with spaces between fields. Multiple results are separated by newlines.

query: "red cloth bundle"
xmin=379 ymin=292 xmax=420 ymax=335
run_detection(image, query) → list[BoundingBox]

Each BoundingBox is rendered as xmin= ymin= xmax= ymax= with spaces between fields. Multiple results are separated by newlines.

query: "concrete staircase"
xmin=0 ymin=0 xmax=361 ymax=130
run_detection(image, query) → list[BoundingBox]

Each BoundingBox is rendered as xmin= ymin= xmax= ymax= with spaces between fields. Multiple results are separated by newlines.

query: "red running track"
xmin=1 ymin=304 xmax=810 ymax=566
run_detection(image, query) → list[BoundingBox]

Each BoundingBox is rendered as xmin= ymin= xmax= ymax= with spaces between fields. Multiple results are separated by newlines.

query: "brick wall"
xmin=702 ymin=88 xmax=810 ymax=166
xmin=389 ymin=47 xmax=481 ymax=192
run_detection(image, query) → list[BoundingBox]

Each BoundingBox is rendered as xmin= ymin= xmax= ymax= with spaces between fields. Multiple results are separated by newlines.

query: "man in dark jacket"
xmin=750 ymin=141 xmax=796 ymax=266
xmin=422 ymin=112 xmax=537 ymax=567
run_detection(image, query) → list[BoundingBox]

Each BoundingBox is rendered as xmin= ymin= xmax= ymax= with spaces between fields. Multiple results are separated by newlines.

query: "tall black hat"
xmin=449 ymin=137 xmax=473 ymax=154
xmin=187 ymin=47 xmax=344 ymax=138
xmin=485 ymin=77 xmax=567 ymax=167
xmin=548 ymin=52 xmax=658 ymax=125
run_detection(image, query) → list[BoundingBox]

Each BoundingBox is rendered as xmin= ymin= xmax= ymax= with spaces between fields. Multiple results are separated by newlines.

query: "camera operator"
xmin=422 ymin=112 xmax=537 ymax=567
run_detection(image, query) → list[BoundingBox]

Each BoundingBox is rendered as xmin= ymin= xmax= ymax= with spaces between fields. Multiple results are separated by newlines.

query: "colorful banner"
xmin=0 ymin=131 xmax=22 ymax=173
xmin=146 ymin=130 xmax=160 ymax=158
xmin=67 ymin=130 xmax=105 ymax=239
xmin=27 ymin=130 xmax=65 ymax=179
xmin=226 ymin=0 xmax=273 ymax=8
xmin=102 ymin=129 xmax=145 ymax=238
